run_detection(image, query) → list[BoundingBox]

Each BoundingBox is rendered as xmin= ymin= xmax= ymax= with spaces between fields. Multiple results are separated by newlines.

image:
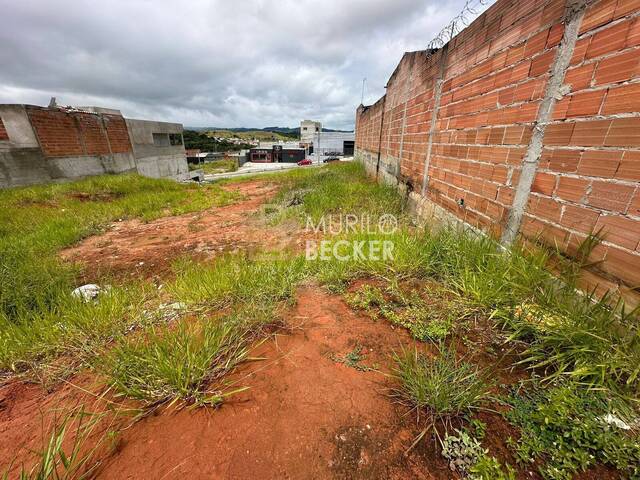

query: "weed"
xmin=345 ymin=282 xmax=470 ymax=342
xmin=101 ymin=309 xmax=261 ymax=406
xmin=170 ymin=254 xmax=308 ymax=310
xmin=344 ymin=285 xmax=385 ymax=311
xmin=0 ymin=174 xmax=238 ymax=373
xmin=0 ymin=284 xmax=151 ymax=374
xmin=392 ymin=347 xmax=491 ymax=430
xmin=468 ymin=418 xmax=487 ymax=440
xmin=469 ymin=455 xmax=516 ymax=480
xmin=329 ymin=345 xmax=375 ymax=372
xmin=257 ymin=162 xmax=406 ymax=226
xmin=505 ymin=380 xmax=640 ymax=479
xmin=441 ymin=429 xmax=484 ymax=474
xmin=195 ymin=158 xmax=239 ymax=174
xmin=3 ymin=407 xmax=112 ymax=480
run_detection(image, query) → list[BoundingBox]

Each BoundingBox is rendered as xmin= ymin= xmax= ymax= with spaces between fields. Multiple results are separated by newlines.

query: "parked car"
xmin=297 ymin=159 xmax=313 ymax=166
xmin=323 ymin=157 xmax=340 ymax=163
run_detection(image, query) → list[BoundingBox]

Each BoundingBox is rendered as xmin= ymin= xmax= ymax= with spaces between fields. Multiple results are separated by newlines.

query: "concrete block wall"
xmin=355 ymin=0 xmax=640 ymax=306
xmin=125 ymin=118 xmax=189 ymax=181
xmin=0 ymin=105 xmax=190 ymax=188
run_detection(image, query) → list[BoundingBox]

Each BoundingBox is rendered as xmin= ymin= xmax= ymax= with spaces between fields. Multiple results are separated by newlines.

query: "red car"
xmin=297 ymin=159 xmax=313 ymax=166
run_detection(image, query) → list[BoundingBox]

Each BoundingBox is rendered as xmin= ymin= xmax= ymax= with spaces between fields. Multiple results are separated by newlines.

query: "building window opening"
xmin=152 ymin=133 xmax=170 ymax=146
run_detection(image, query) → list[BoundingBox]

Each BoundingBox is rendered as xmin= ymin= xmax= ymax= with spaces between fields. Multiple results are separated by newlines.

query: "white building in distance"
xmin=300 ymin=120 xmax=321 ymax=146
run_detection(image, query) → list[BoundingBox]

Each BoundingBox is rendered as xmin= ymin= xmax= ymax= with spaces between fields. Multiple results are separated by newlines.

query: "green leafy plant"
xmin=505 ymin=380 xmax=640 ymax=479
xmin=345 ymin=285 xmax=385 ymax=311
xmin=469 ymin=454 xmax=516 ymax=480
xmin=441 ymin=429 xmax=484 ymax=474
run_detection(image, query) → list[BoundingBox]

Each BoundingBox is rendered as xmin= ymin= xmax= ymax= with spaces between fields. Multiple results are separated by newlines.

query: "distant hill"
xmin=186 ymin=126 xmax=354 ymax=137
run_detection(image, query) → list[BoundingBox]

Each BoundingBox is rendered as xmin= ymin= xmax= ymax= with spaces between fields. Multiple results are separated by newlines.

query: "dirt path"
xmin=95 ymin=287 xmax=448 ymax=480
xmin=61 ymin=180 xmax=310 ymax=281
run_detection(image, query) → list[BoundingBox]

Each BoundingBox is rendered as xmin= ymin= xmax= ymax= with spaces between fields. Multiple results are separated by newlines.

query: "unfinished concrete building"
xmin=0 ymin=104 xmax=191 ymax=188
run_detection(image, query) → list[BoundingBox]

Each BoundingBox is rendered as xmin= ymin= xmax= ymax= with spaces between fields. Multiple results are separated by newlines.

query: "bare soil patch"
xmin=60 ymin=180 xmax=312 ymax=282
xmin=94 ymin=287 xmax=453 ymax=479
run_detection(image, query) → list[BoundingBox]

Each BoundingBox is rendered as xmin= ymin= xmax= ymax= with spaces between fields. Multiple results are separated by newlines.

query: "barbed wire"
xmin=426 ymin=0 xmax=495 ymax=51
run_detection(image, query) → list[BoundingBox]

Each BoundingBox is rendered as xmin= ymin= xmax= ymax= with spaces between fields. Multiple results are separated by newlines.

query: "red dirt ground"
xmin=1 ymin=179 xmax=623 ymax=479
xmin=60 ymin=180 xmax=313 ymax=282
xmin=0 ymin=288 xmax=620 ymax=479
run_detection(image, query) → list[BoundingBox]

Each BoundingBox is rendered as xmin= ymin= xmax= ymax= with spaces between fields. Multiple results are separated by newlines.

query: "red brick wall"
xmin=355 ymin=0 xmax=640 ymax=303
xmin=26 ymin=107 xmax=133 ymax=158
xmin=522 ymin=0 xmax=640 ymax=297
xmin=0 ymin=118 xmax=8 ymax=141
xmin=103 ymin=114 xmax=133 ymax=154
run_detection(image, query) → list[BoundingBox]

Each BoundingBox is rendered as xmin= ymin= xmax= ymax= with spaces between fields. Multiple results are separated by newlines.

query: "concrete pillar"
xmin=501 ymin=0 xmax=590 ymax=245
xmin=421 ymin=45 xmax=449 ymax=195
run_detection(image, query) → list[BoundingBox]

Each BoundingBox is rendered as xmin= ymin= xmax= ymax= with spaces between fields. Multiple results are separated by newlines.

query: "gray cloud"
xmin=0 ymin=0 xmax=490 ymax=129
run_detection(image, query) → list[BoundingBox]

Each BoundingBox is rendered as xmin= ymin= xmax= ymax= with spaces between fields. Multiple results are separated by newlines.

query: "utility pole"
xmin=360 ymin=78 xmax=367 ymax=105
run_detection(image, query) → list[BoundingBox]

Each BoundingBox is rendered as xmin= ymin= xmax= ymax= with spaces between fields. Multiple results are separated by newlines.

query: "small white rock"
xmin=602 ymin=413 xmax=632 ymax=430
xmin=71 ymin=284 xmax=102 ymax=302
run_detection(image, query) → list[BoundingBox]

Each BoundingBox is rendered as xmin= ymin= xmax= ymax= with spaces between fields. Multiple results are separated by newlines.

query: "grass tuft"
xmin=392 ymin=347 xmax=491 ymax=429
xmin=101 ymin=311 xmax=259 ymax=406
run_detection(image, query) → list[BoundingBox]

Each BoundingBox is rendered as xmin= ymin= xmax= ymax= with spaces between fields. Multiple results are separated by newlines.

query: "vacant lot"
xmin=0 ymin=163 xmax=638 ymax=479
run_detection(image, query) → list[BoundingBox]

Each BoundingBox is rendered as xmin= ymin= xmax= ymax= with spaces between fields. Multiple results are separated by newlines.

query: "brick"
xmin=602 ymin=83 xmax=640 ymax=114
xmin=577 ymin=150 xmax=623 ymax=177
xmin=532 ymin=172 xmax=557 ymax=195
xmin=553 ymin=97 xmax=571 ymax=120
xmin=596 ymin=215 xmax=640 ymax=250
xmin=539 ymin=221 xmax=570 ymax=248
xmin=104 ymin=115 xmax=132 ymax=153
xmin=497 ymin=186 xmax=514 ymax=204
xmin=585 ymin=20 xmax=631 ymax=59
xmin=513 ymin=78 xmax=546 ymax=102
xmin=566 ymin=89 xmax=607 ymax=117
xmin=547 ymin=23 xmax=565 ymax=48
xmin=538 ymin=0 xmax=560 ymax=21
xmin=488 ymin=126 xmax=506 ymax=145
xmin=557 ymin=176 xmax=589 ymax=202
xmin=580 ymin=0 xmax=616 ymax=34
xmin=588 ymin=181 xmax=635 ymax=212
xmin=615 ymin=0 xmax=640 ymax=19
xmin=594 ymin=50 xmax=639 ymax=84
xmin=528 ymin=195 xmax=563 ymax=223
xmin=507 ymin=147 xmax=526 ymax=165
xmin=530 ymin=50 xmax=556 ymax=77
xmin=561 ymin=204 xmax=601 ymax=233
xmin=506 ymin=43 xmax=526 ymax=65
xmin=631 ymin=189 xmax=640 ymax=217
xmin=570 ymin=119 xmax=611 ymax=146
xmin=616 ymin=151 xmax=640 ymax=181
xmin=0 ymin=118 xmax=8 ymax=141
xmin=74 ymin=113 xmax=110 ymax=155
xmin=503 ymin=126 xmax=527 ymax=145
xmin=570 ymin=37 xmax=591 ymax=65
xmin=27 ymin=108 xmax=84 ymax=157
xmin=544 ymin=122 xmax=575 ymax=145
xmin=605 ymin=117 xmax=640 ymax=147
xmin=603 ymin=246 xmax=640 ymax=286
xmin=543 ymin=149 xmax=581 ymax=173
xmin=564 ymin=64 xmax=596 ymax=91
xmin=525 ymin=29 xmax=551 ymax=57
xmin=628 ymin=17 xmax=640 ymax=47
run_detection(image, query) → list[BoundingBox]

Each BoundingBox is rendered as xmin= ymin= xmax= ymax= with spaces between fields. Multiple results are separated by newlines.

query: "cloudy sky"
xmin=0 ymin=0 xmax=491 ymax=130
